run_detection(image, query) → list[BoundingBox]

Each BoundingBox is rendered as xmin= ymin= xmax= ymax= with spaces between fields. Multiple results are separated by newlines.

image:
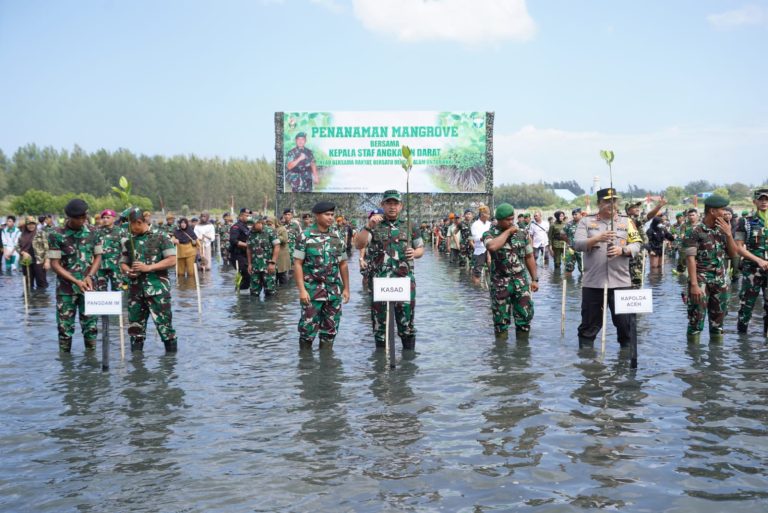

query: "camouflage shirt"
xmin=120 ymin=229 xmax=176 ymax=296
xmin=735 ymin=214 xmax=768 ymax=259
xmin=684 ymin=222 xmax=729 ymax=285
xmin=366 ymin=218 xmax=423 ymax=278
xmin=216 ymin=222 xmax=232 ymax=245
xmin=459 ymin=221 xmax=473 ymax=252
xmin=31 ymin=230 xmax=49 ymax=264
xmin=293 ymin=223 xmax=347 ymax=301
xmin=564 ymin=220 xmax=579 ymax=246
xmin=482 ymin=226 xmax=533 ymax=279
xmin=99 ymin=225 xmax=126 ymax=273
xmin=48 ymin=224 xmax=103 ymax=295
xmin=247 ymin=227 xmax=280 ymax=272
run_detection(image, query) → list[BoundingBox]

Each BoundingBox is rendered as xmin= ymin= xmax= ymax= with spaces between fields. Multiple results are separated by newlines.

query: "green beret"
xmin=704 ymin=194 xmax=729 ymax=208
xmin=742 ymin=210 xmax=750 ymax=216
xmin=495 ymin=203 xmax=514 ymax=220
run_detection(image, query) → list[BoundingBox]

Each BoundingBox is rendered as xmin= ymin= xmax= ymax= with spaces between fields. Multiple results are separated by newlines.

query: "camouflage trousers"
xmin=675 ymin=247 xmax=686 ymax=273
xmin=96 ymin=268 xmax=125 ymax=292
xmin=128 ymin=289 xmax=176 ymax=346
xmin=629 ymin=254 xmax=644 ymax=288
xmin=687 ymin=281 xmax=728 ymax=335
xmin=298 ymin=296 xmax=342 ymax=344
xmin=371 ymin=277 xmax=416 ymax=343
xmin=250 ymin=270 xmax=277 ymax=296
xmin=57 ymin=293 xmax=97 ymax=351
xmin=287 ymin=171 xmax=312 ymax=192
xmin=220 ymin=244 xmax=230 ymax=265
xmin=490 ymin=275 xmax=534 ymax=333
xmin=737 ymin=266 xmax=768 ymax=327
xmin=564 ymin=249 xmax=583 ymax=274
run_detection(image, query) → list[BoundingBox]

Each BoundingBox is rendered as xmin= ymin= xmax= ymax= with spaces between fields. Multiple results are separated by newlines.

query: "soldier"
xmin=573 ymin=188 xmax=642 ymax=360
xmin=95 ymin=209 xmax=125 ymax=292
xmin=437 ymin=217 xmax=449 ymax=254
xmin=684 ymin=195 xmax=737 ymax=339
xmin=281 ymin=209 xmax=301 ymax=266
xmin=302 ymin=213 xmax=312 ymax=229
xmin=48 ymin=199 xmax=103 ymax=352
xmin=120 ymin=207 xmax=178 ymax=353
xmin=246 ymin=216 xmax=280 ymax=297
xmin=723 ymin=207 xmax=740 ymax=282
xmin=163 ymin=213 xmax=176 ymax=236
xmin=359 ymin=209 xmax=383 ymax=292
xmin=625 ymin=198 xmax=667 ymax=287
xmin=16 ymin=216 xmax=49 ymax=289
xmin=230 ymin=208 xmax=251 ymax=291
xmin=564 ymin=208 xmax=583 ymax=275
xmin=548 ymin=210 xmax=568 ymax=269
xmin=669 ymin=212 xmax=686 ymax=273
xmin=217 ymin=212 xmax=233 ymax=264
xmin=483 ymin=203 xmax=539 ymax=337
xmin=294 ymin=201 xmax=350 ymax=349
xmin=285 ymin=132 xmax=318 ymax=192
xmin=354 ymin=190 xmax=424 ymax=350
xmin=735 ymin=189 xmax=768 ymax=334
xmin=459 ymin=209 xmax=474 ymax=268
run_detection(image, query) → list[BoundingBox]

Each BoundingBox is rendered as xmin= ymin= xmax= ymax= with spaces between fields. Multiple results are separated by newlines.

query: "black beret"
xmin=283 ymin=208 xmax=293 ymax=214
xmin=240 ymin=207 xmax=251 ymax=214
xmin=311 ymin=201 xmax=336 ymax=214
xmin=64 ymin=198 xmax=89 ymax=217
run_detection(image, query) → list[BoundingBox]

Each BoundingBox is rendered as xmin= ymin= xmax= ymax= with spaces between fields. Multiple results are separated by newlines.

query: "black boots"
xmin=164 ymin=340 xmax=178 ymax=353
xmin=401 ymin=336 xmax=415 ymax=350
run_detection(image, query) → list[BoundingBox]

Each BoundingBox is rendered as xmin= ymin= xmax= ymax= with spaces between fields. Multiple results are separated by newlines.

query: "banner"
xmin=278 ymin=111 xmax=489 ymax=194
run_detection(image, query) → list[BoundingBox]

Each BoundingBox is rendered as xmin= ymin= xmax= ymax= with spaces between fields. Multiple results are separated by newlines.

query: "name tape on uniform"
xmin=373 ymin=277 xmax=411 ymax=302
xmin=84 ymin=291 xmax=123 ymax=316
xmin=614 ymin=289 xmax=653 ymax=314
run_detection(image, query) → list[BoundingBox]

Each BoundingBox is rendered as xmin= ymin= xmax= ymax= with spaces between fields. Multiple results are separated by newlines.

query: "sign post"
xmin=84 ymin=291 xmax=123 ymax=371
xmin=373 ymin=277 xmax=411 ymax=369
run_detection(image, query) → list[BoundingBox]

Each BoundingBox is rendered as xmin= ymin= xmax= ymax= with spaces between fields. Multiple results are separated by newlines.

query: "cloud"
xmin=352 ymin=0 xmax=536 ymax=44
xmin=707 ymin=4 xmax=767 ymax=30
xmin=493 ymin=124 xmax=768 ymax=190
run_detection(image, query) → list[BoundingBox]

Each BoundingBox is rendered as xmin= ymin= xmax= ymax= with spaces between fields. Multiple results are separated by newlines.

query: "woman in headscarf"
xmin=646 ymin=216 xmax=674 ymax=269
xmin=16 ymin=216 xmax=49 ymax=289
xmin=173 ymin=218 xmax=199 ymax=278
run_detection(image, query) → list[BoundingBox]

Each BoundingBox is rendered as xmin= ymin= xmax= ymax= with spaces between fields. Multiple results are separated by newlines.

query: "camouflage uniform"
xmin=628 ymin=214 xmax=646 ymax=288
xmin=96 ymin=224 xmax=125 ymax=291
xmin=294 ymin=224 xmax=347 ymax=345
xmin=684 ymin=223 xmax=730 ymax=335
xmin=284 ymin=220 xmax=302 ymax=266
xmin=216 ymin=221 xmax=232 ymax=263
xmin=366 ymin=219 xmax=423 ymax=347
xmin=735 ymin=214 xmax=768 ymax=332
xmin=285 ymin=146 xmax=316 ymax=192
xmin=548 ymin=220 xmax=568 ymax=268
xmin=120 ymin=229 xmax=177 ymax=351
xmin=438 ymin=223 xmax=449 ymax=253
xmin=247 ymin=225 xmax=280 ymax=296
xmin=669 ymin=220 xmax=686 ymax=272
xmin=459 ymin=220 xmax=473 ymax=267
xmin=563 ymin=220 xmax=582 ymax=273
xmin=48 ymin=225 xmax=103 ymax=351
xmin=483 ymin=226 xmax=535 ymax=334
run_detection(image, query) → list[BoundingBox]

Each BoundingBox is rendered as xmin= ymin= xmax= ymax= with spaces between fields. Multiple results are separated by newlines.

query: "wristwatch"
xmin=268 ymin=260 xmax=276 ymax=265
xmin=532 ymin=277 xmax=539 ymax=282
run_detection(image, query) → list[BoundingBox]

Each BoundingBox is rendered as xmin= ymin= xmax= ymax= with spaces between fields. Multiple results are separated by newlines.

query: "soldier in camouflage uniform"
xmin=459 ymin=210 xmax=474 ymax=267
xmin=246 ymin=217 xmax=280 ymax=297
xmin=281 ymin=209 xmax=302 ymax=268
xmin=120 ymin=207 xmax=178 ymax=353
xmin=669 ymin=212 xmax=685 ymax=272
xmin=683 ymin=195 xmax=737 ymax=337
xmin=48 ymin=199 xmax=103 ymax=352
xmin=354 ymin=190 xmax=424 ymax=350
xmin=359 ymin=209 xmax=383 ymax=293
xmin=625 ymin=198 xmax=667 ymax=287
xmin=564 ymin=208 xmax=583 ymax=275
xmin=217 ymin=212 xmax=233 ymax=264
xmin=482 ymin=203 xmax=539 ymax=337
xmin=438 ymin=218 xmax=449 ymax=254
xmin=285 ymin=132 xmax=318 ymax=192
xmin=735 ymin=189 xmax=768 ymax=334
xmin=294 ymin=201 xmax=350 ymax=349
xmin=95 ymin=209 xmax=126 ymax=292
xmin=548 ymin=211 xmax=568 ymax=269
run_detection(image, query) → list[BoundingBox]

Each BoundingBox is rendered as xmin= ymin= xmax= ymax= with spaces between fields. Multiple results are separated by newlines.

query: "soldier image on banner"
xmin=735 ymin=188 xmax=768 ymax=334
xmin=48 ymin=199 xmax=103 ymax=352
xmin=354 ymin=190 xmax=424 ymax=350
xmin=293 ymin=201 xmax=350 ymax=349
xmin=285 ymin=132 xmax=319 ymax=193
xmin=246 ymin=217 xmax=280 ymax=297
xmin=683 ymin=195 xmax=737 ymax=338
xmin=483 ymin=203 xmax=539 ymax=337
xmin=120 ymin=207 xmax=178 ymax=353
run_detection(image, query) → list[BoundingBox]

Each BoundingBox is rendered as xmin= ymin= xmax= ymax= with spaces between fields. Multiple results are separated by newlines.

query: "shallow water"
xmin=1 ymin=250 xmax=767 ymax=512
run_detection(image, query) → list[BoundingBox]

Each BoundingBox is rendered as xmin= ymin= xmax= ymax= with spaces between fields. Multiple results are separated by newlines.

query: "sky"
xmin=1 ymin=0 xmax=766 ymax=192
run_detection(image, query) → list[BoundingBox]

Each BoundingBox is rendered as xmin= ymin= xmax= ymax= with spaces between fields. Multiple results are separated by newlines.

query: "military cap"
xmin=25 ymin=215 xmax=37 ymax=225
xmin=704 ymin=194 xmax=729 ymax=208
xmin=296 ymin=131 xmax=307 ymax=139
xmin=495 ymin=203 xmax=515 ymax=220
xmin=302 ymin=213 xmax=312 ymax=219
xmin=754 ymin=188 xmax=768 ymax=200
xmin=240 ymin=207 xmax=251 ymax=214
xmin=120 ymin=208 xmax=132 ymax=220
xmin=311 ymin=201 xmax=336 ymax=214
xmin=126 ymin=207 xmax=144 ymax=222
xmin=675 ymin=212 xmax=684 ymax=218
xmin=571 ymin=207 xmax=582 ymax=215
xmin=624 ymin=200 xmax=642 ymax=211
xmin=382 ymin=190 xmax=402 ymax=202
xmin=191 ymin=217 xmax=199 ymax=222
xmin=100 ymin=209 xmax=117 ymax=218
xmin=595 ymin=188 xmax=620 ymax=202
xmin=64 ymin=198 xmax=89 ymax=217
xmin=523 ymin=212 xmax=531 ymax=218
xmin=283 ymin=208 xmax=292 ymax=215
xmin=222 ymin=212 xmax=232 ymax=219
xmin=742 ymin=210 xmax=750 ymax=216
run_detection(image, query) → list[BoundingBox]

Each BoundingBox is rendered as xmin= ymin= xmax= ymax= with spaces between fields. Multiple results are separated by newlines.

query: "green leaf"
xmin=119 ymin=176 xmax=128 ymax=189
xmin=401 ymin=145 xmax=411 ymax=159
xmin=111 ymin=186 xmax=122 ymax=194
xmin=600 ymin=150 xmax=615 ymax=164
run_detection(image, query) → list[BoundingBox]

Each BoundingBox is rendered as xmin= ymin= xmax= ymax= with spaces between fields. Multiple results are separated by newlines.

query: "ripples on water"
xmin=1 ymin=250 xmax=767 ymax=512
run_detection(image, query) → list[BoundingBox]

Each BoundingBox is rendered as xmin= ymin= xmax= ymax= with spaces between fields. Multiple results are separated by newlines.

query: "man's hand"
xmin=368 ymin=214 xmax=383 ymax=229
xmin=405 ymin=247 xmax=415 ymax=260
xmin=296 ymin=153 xmax=306 ymax=162
xmin=607 ymin=245 xmax=623 ymax=258
xmin=715 ymin=217 xmax=732 ymax=237
xmin=248 ymin=265 xmax=253 ymax=275
xmin=342 ymin=289 xmax=350 ymax=303
xmin=690 ymin=284 xmax=705 ymax=305
xmin=267 ymin=262 xmax=276 ymax=274
xmin=80 ymin=276 xmax=94 ymax=292
xmin=298 ymin=289 xmax=310 ymax=305
xmin=757 ymin=259 xmax=768 ymax=271
xmin=132 ymin=262 xmax=151 ymax=273
xmin=530 ymin=281 xmax=539 ymax=293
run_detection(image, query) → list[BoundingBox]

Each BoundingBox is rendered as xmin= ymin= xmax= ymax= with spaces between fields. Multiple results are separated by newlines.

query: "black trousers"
xmin=22 ymin=262 xmax=48 ymax=289
xmin=578 ymin=287 xmax=636 ymax=345
xmin=233 ymin=254 xmax=250 ymax=290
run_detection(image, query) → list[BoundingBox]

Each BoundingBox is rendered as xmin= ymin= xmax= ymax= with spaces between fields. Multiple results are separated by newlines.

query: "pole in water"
xmin=386 ymin=302 xmax=396 ymax=369
xmin=561 ymin=275 xmax=567 ymax=336
xmin=101 ymin=315 xmax=110 ymax=371
xmin=119 ymin=312 xmax=125 ymax=360
xmin=21 ymin=265 xmax=29 ymax=314
xmin=601 ymin=282 xmax=608 ymax=355
xmin=193 ymin=263 xmax=202 ymax=313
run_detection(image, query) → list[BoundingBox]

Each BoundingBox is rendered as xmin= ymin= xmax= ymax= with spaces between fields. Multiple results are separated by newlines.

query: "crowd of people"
xmin=3 ymin=186 xmax=768 ymax=366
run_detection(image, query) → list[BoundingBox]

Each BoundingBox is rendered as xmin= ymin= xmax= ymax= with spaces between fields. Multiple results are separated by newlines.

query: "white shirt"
xmin=470 ymin=219 xmax=492 ymax=255
xmin=528 ymin=219 xmax=549 ymax=249
xmin=194 ymin=222 xmax=216 ymax=247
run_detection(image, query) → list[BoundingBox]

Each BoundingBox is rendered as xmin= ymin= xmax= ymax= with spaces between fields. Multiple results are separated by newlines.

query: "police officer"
xmin=483 ymin=203 xmax=538 ymax=337
xmin=285 ymin=132 xmax=318 ymax=192
xmin=683 ymin=194 xmax=737 ymax=339
xmin=354 ymin=190 xmax=424 ymax=350
xmin=230 ymin=208 xmax=252 ymax=291
xmin=735 ymin=188 xmax=768 ymax=334
xmin=48 ymin=199 xmax=103 ymax=352
xmin=573 ymin=188 xmax=642 ymax=362
xmin=294 ymin=201 xmax=350 ymax=349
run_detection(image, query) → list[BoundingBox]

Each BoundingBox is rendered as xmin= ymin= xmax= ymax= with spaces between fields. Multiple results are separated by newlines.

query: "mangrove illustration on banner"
xmin=279 ymin=111 xmax=489 ymax=194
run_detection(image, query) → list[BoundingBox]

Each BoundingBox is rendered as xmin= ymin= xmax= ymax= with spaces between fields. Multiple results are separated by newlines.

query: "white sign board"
xmin=614 ymin=289 xmax=653 ymax=314
xmin=84 ymin=291 xmax=123 ymax=316
xmin=373 ymin=277 xmax=411 ymax=302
